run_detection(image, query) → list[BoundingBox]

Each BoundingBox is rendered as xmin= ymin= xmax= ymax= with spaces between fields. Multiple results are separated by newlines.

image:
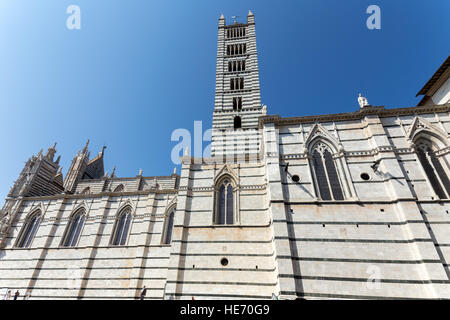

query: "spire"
xmin=82 ymin=139 xmax=90 ymax=153
xmin=247 ymin=10 xmax=255 ymax=23
xmin=100 ymin=145 xmax=106 ymax=157
xmin=111 ymin=165 xmax=116 ymax=178
xmin=219 ymin=13 xmax=225 ymax=27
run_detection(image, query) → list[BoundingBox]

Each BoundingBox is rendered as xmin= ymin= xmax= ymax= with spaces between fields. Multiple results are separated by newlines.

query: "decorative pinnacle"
xmin=219 ymin=13 xmax=224 ymax=20
xmin=82 ymin=139 xmax=90 ymax=153
xmin=248 ymin=10 xmax=254 ymax=16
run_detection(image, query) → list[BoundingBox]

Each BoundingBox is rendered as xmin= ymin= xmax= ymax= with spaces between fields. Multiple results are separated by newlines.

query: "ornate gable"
xmin=406 ymin=116 xmax=448 ymax=145
xmin=303 ymin=123 xmax=342 ymax=153
xmin=214 ymin=164 xmax=239 ymax=186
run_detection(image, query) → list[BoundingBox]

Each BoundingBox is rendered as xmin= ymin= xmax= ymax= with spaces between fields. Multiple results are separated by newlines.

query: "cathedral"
xmin=0 ymin=11 xmax=449 ymax=300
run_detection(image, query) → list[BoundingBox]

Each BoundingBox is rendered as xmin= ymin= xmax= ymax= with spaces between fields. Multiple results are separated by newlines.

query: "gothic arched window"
xmin=16 ymin=210 xmax=41 ymax=248
xmin=61 ymin=209 xmax=85 ymax=247
xmin=111 ymin=207 xmax=132 ymax=246
xmin=113 ymin=184 xmax=125 ymax=193
xmin=215 ymin=178 xmax=235 ymax=225
xmin=310 ymin=142 xmax=344 ymax=201
xmin=416 ymin=140 xmax=450 ymax=199
xmin=81 ymin=187 xmax=90 ymax=195
xmin=162 ymin=208 xmax=175 ymax=244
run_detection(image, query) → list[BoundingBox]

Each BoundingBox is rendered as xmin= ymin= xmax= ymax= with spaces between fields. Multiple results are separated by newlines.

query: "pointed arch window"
xmin=113 ymin=184 xmax=125 ymax=193
xmin=310 ymin=142 xmax=344 ymax=201
xmin=61 ymin=209 xmax=85 ymax=247
xmin=16 ymin=210 xmax=41 ymax=248
xmin=215 ymin=178 xmax=235 ymax=225
xmin=111 ymin=207 xmax=132 ymax=246
xmin=81 ymin=187 xmax=91 ymax=195
xmin=162 ymin=208 xmax=175 ymax=244
xmin=415 ymin=140 xmax=450 ymax=199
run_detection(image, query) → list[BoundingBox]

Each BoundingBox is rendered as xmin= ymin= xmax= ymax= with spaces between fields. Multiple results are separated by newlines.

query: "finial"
xmin=100 ymin=145 xmax=106 ymax=157
xmin=219 ymin=13 xmax=224 ymax=20
xmin=111 ymin=165 xmax=116 ymax=178
xmin=56 ymin=155 xmax=61 ymax=164
xmin=184 ymin=147 xmax=190 ymax=157
xmin=138 ymin=168 xmax=143 ymax=176
xmin=248 ymin=10 xmax=254 ymax=16
xmin=173 ymin=167 xmax=177 ymax=175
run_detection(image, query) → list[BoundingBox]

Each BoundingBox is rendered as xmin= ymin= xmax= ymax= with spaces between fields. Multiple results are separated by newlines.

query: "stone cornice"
xmin=9 ymin=189 xmax=178 ymax=202
xmin=258 ymin=103 xmax=450 ymax=128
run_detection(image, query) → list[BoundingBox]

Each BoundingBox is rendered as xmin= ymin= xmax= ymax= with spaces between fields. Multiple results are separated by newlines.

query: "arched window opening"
xmin=416 ymin=140 xmax=450 ymax=199
xmin=16 ymin=210 xmax=41 ymax=248
xmin=111 ymin=207 xmax=132 ymax=246
xmin=234 ymin=116 xmax=242 ymax=130
xmin=62 ymin=209 xmax=85 ymax=247
xmin=162 ymin=209 xmax=175 ymax=244
xmin=113 ymin=184 xmax=125 ymax=193
xmin=215 ymin=179 xmax=235 ymax=225
xmin=310 ymin=142 xmax=344 ymax=201
xmin=81 ymin=187 xmax=90 ymax=195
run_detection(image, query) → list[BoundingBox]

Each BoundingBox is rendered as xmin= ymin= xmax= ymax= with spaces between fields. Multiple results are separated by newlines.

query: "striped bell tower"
xmin=211 ymin=11 xmax=266 ymax=159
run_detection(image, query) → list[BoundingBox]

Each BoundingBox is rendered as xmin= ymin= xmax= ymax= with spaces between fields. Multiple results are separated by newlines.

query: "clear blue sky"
xmin=0 ymin=0 xmax=449 ymax=204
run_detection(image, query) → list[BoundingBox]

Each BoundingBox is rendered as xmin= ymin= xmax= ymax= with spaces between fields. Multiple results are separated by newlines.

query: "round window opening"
xmin=292 ymin=175 xmax=300 ymax=183
xmin=360 ymin=173 xmax=370 ymax=181
xmin=220 ymin=258 xmax=229 ymax=266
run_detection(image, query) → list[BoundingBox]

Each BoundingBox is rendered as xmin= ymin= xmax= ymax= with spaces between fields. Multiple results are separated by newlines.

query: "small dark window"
xmin=221 ymin=258 xmax=229 ymax=266
xmin=292 ymin=175 xmax=300 ymax=183
xmin=234 ymin=116 xmax=242 ymax=129
xmin=360 ymin=173 xmax=370 ymax=181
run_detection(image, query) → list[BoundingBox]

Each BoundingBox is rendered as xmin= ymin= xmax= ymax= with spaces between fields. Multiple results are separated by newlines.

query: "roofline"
xmin=416 ymin=55 xmax=450 ymax=97
xmin=258 ymin=103 xmax=450 ymax=128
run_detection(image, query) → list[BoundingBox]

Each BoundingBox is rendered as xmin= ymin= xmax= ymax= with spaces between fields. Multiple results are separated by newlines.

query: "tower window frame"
xmin=232 ymin=97 xmax=242 ymax=111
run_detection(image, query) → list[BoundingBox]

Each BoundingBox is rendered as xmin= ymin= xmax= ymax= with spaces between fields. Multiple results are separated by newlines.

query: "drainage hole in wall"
xmin=292 ymin=175 xmax=300 ymax=183
xmin=220 ymin=258 xmax=229 ymax=266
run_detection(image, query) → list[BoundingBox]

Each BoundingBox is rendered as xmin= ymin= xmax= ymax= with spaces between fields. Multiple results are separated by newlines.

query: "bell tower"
xmin=211 ymin=11 xmax=267 ymax=158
